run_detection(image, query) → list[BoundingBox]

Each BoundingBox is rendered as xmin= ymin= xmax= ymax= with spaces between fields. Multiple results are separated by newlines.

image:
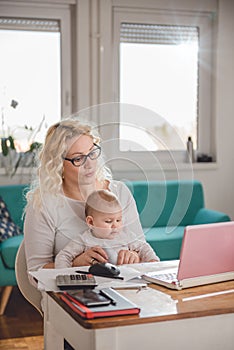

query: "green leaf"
xmin=8 ymin=136 xmax=16 ymax=150
xmin=1 ymin=138 xmax=8 ymax=156
xmin=29 ymin=142 xmax=42 ymax=152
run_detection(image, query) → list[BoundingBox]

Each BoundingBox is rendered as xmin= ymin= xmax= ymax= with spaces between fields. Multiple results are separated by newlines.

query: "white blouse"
xmin=24 ymin=180 xmax=154 ymax=271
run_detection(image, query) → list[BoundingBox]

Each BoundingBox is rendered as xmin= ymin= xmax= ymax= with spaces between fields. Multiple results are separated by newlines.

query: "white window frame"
xmin=104 ymin=7 xmax=215 ymax=171
xmin=0 ymin=1 xmax=72 ymax=118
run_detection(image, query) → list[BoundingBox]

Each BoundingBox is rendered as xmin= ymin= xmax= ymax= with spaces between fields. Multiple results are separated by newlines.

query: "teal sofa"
xmin=0 ymin=180 xmax=230 ymax=314
xmin=0 ymin=184 xmax=27 ymax=315
xmin=126 ymin=180 xmax=230 ymax=261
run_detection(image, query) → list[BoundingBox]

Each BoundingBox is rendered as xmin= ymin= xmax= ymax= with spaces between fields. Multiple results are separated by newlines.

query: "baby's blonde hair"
xmin=85 ymin=190 xmax=121 ymax=217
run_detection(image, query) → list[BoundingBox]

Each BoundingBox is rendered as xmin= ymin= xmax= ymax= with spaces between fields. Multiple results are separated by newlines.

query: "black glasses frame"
xmin=63 ymin=143 xmax=101 ymax=167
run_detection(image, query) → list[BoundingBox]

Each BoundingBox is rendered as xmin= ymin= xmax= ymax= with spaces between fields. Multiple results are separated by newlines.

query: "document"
xmin=29 ymin=261 xmax=179 ymax=292
xmin=29 ymin=265 xmax=146 ymax=291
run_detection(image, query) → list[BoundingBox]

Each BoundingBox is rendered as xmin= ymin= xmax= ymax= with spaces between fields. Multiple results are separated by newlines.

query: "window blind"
xmin=120 ymin=23 xmax=199 ymax=45
xmin=0 ymin=18 xmax=60 ymax=32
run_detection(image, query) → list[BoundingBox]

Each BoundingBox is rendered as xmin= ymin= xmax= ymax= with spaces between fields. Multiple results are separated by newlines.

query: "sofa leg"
xmin=0 ymin=286 xmax=13 ymax=315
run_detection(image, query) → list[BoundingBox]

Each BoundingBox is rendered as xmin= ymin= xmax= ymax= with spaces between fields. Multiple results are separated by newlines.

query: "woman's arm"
xmin=24 ymin=200 xmax=108 ymax=271
xmin=43 ymin=262 xmax=55 ymax=268
xmin=24 ymin=202 xmax=56 ymax=271
xmin=55 ymin=239 xmax=108 ymax=268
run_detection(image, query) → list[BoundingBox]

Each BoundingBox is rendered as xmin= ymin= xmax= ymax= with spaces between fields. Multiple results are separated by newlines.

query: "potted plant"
xmin=0 ymin=99 xmax=43 ymax=176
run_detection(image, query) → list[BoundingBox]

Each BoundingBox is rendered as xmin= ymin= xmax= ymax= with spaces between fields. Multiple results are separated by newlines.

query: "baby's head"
xmin=85 ymin=190 xmax=122 ymax=239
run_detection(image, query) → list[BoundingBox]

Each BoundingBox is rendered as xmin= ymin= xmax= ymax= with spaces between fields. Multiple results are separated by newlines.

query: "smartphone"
xmin=68 ymin=290 xmax=111 ymax=307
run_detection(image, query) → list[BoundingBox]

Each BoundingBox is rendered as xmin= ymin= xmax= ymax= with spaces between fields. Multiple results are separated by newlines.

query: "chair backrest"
xmin=15 ymin=241 xmax=43 ymax=316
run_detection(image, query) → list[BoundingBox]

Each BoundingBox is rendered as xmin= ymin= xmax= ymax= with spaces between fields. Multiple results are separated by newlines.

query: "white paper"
xmin=29 ymin=261 xmax=179 ymax=292
xmin=29 ymin=265 xmax=145 ymax=291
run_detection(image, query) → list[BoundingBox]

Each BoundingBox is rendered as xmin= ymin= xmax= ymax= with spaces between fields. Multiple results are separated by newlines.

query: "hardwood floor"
xmin=0 ymin=287 xmax=76 ymax=350
xmin=0 ymin=336 xmax=44 ymax=349
xmin=0 ymin=286 xmax=43 ymax=348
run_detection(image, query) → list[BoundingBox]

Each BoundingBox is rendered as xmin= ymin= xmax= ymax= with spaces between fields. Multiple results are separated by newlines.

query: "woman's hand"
xmin=117 ymin=250 xmax=140 ymax=265
xmin=72 ymin=246 xmax=108 ymax=267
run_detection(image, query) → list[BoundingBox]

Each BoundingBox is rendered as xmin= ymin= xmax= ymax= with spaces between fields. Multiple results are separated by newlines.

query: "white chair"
xmin=15 ymin=241 xmax=43 ymax=316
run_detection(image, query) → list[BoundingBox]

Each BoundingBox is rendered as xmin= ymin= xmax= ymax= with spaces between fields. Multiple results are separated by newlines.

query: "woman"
xmin=24 ymin=117 xmax=156 ymax=272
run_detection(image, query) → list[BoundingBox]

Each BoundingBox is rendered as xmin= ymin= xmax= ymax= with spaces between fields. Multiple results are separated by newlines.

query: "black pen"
xmin=75 ymin=270 xmax=124 ymax=280
xmin=75 ymin=270 xmax=90 ymax=274
xmin=109 ymin=275 xmax=124 ymax=280
xmin=99 ymin=289 xmax=117 ymax=305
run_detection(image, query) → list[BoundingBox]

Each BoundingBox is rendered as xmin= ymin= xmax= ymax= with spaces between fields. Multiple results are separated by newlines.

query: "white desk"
xmin=43 ymin=264 xmax=234 ymax=350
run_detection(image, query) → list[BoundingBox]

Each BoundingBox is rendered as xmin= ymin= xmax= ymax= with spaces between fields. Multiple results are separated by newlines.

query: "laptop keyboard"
xmin=151 ymin=272 xmax=178 ymax=282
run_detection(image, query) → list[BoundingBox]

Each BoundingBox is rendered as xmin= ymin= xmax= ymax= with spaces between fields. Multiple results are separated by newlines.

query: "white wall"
xmin=1 ymin=0 xmax=234 ymax=220
xmin=190 ymin=0 xmax=234 ymax=219
xmin=192 ymin=0 xmax=234 ymax=220
xmin=103 ymin=0 xmax=234 ymax=220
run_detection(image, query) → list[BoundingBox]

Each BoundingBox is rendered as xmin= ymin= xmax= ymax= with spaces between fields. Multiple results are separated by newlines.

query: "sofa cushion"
xmin=192 ymin=208 xmax=231 ymax=225
xmin=144 ymin=226 xmax=185 ymax=261
xmin=0 ymin=197 xmax=22 ymax=243
xmin=0 ymin=184 xmax=28 ymax=230
xmin=0 ymin=234 xmax=24 ymax=268
xmin=127 ymin=180 xmax=204 ymax=228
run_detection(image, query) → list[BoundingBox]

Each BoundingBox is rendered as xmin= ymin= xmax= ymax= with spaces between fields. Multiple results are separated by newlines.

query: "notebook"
xmin=142 ymin=221 xmax=234 ymax=290
xmin=60 ymin=287 xmax=140 ymax=319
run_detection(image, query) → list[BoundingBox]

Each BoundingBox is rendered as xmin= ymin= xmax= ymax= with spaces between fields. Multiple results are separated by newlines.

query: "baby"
xmin=55 ymin=189 xmax=159 ymax=268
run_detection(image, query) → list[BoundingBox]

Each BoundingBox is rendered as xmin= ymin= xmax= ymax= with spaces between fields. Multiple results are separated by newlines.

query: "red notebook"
xmin=60 ymin=288 xmax=140 ymax=319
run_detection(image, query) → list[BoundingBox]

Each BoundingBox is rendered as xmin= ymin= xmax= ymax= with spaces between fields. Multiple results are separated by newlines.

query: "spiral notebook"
xmin=142 ymin=222 xmax=234 ymax=290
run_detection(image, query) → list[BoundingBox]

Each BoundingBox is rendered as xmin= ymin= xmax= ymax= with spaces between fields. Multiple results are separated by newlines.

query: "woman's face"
xmin=63 ymin=134 xmax=98 ymax=186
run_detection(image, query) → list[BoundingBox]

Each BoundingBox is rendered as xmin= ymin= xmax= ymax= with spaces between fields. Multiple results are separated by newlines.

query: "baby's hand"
xmin=117 ymin=250 xmax=140 ymax=265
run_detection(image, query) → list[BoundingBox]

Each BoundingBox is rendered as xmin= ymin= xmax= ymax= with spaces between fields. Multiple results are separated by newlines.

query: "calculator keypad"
xmin=56 ymin=273 xmax=97 ymax=290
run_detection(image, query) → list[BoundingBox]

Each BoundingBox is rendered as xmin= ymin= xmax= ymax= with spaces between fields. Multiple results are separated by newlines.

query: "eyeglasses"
xmin=63 ymin=143 xmax=101 ymax=167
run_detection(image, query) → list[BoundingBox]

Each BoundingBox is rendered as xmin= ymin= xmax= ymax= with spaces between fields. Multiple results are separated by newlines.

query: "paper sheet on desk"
xmin=29 ymin=261 xmax=179 ymax=291
xmin=95 ymin=265 xmax=147 ymax=290
xmin=29 ymin=265 xmax=146 ymax=292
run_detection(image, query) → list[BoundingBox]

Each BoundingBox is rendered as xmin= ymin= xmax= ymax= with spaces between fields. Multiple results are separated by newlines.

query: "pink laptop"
xmin=142 ymin=221 xmax=234 ymax=290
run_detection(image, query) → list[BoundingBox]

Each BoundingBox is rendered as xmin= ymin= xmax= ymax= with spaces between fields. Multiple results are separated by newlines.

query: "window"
xmin=0 ymin=18 xmax=61 ymax=149
xmin=120 ymin=23 xmax=199 ymax=151
xmin=0 ymin=2 xmax=72 ymax=154
xmin=110 ymin=8 xmax=214 ymax=169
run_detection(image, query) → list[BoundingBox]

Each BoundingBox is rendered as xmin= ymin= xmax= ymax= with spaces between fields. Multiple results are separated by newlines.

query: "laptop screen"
xmin=177 ymin=222 xmax=234 ymax=280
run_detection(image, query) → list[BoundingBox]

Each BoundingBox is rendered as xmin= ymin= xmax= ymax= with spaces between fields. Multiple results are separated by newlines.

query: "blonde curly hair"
xmin=26 ymin=117 xmax=112 ymax=207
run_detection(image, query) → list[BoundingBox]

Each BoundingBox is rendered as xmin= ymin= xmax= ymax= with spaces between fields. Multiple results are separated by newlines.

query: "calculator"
xmin=56 ymin=273 xmax=97 ymax=290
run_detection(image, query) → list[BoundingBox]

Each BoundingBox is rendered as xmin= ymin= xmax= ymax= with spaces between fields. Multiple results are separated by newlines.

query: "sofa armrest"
xmin=192 ymin=208 xmax=230 ymax=225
